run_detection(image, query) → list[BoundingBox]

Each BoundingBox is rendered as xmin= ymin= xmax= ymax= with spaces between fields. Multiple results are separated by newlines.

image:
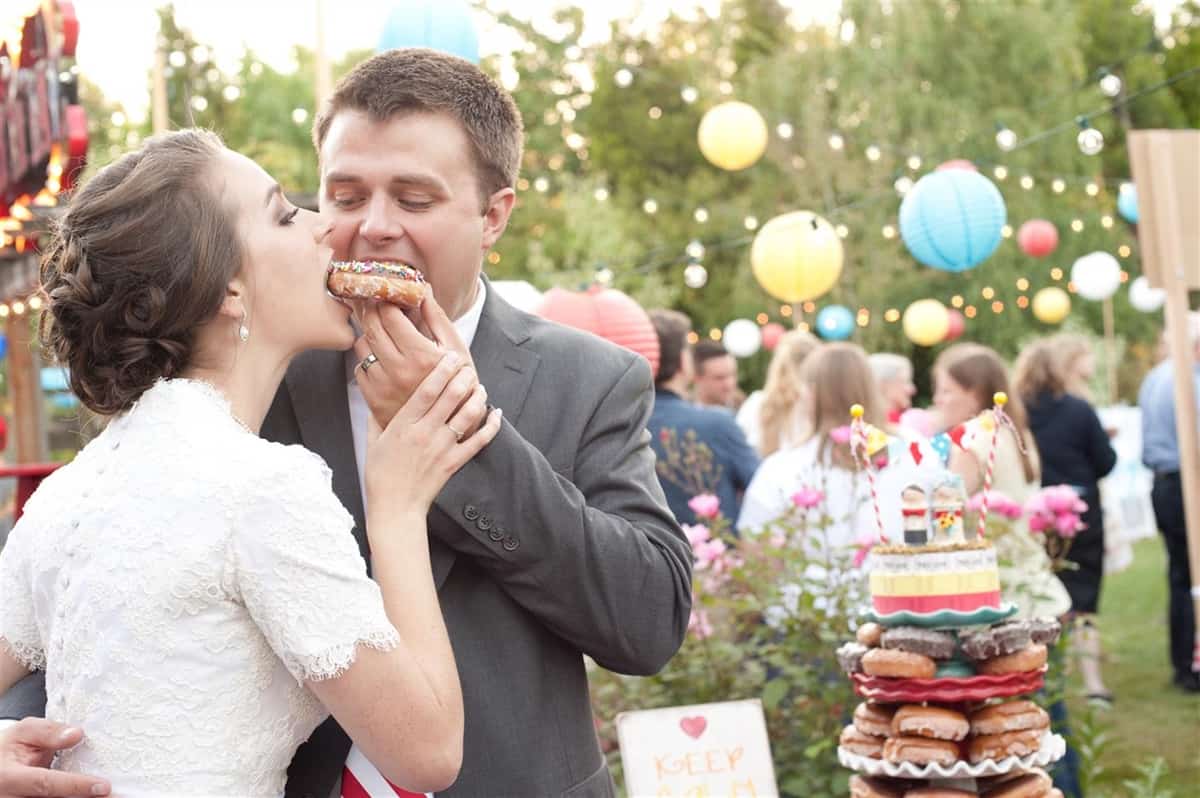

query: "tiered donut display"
xmin=837 ymin=401 xmax=1066 ymax=796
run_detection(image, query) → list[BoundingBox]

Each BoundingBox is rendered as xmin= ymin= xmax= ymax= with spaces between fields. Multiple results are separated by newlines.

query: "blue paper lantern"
xmin=1118 ymin=184 xmax=1139 ymax=224
xmin=899 ymin=170 xmax=1007 ymax=272
xmin=816 ymin=304 xmax=855 ymax=341
xmin=0 ymin=334 xmax=6 ymax=360
xmin=378 ymin=0 xmax=479 ymax=64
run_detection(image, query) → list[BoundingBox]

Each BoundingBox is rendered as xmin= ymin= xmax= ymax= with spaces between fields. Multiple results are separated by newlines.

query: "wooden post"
xmin=1128 ymin=130 xmax=1200 ymax=670
xmin=5 ymin=309 xmax=47 ymax=464
xmin=152 ymin=44 xmax=168 ymax=135
xmin=1102 ymin=296 xmax=1118 ymax=404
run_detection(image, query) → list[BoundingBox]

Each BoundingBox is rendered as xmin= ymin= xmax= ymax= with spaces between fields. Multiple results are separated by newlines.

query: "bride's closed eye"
xmin=280 ymin=207 xmax=300 ymax=226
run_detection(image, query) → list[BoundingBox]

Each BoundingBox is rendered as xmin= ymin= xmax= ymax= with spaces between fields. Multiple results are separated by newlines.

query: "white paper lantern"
xmin=722 ymin=319 xmax=762 ymax=358
xmin=1128 ymin=276 xmax=1166 ymax=312
xmin=1070 ymin=252 xmax=1122 ymax=301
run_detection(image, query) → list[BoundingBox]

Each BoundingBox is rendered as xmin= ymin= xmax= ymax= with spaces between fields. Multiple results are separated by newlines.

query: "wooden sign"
xmin=1128 ymin=130 xmax=1200 ymax=290
xmin=617 ymin=699 xmax=778 ymax=798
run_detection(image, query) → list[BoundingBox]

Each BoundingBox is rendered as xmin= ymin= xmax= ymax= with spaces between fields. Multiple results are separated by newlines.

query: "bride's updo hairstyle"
xmin=39 ymin=129 xmax=244 ymax=415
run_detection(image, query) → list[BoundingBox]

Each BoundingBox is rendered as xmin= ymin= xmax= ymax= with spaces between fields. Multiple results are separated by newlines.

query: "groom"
xmin=0 ymin=49 xmax=692 ymax=797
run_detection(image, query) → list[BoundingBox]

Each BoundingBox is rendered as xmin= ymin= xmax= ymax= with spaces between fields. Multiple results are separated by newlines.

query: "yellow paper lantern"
xmin=698 ymin=101 xmax=768 ymax=171
xmin=750 ymin=211 xmax=844 ymax=303
xmin=902 ymin=299 xmax=950 ymax=346
xmin=1032 ymin=286 xmax=1071 ymax=324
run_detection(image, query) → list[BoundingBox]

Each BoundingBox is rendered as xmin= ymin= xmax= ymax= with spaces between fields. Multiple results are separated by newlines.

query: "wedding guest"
xmin=736 ymin=330 xmax=821 ymax=455
xmin=692 ymin=340 xmax=740 ymax=410
xmin=869 ymin=352 xmax=917 ymax=424
xmin=1138 ymin=312 xmax=1200 ymax=693
xmin=647 ymin=310 xmax=759 ymax=526
xmin=1016 ymin=339 xmax=1118 ymax=705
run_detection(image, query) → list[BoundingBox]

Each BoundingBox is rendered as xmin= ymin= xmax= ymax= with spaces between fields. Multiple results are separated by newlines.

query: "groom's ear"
xmin=481 ymin=187 xmax=516 ymax=250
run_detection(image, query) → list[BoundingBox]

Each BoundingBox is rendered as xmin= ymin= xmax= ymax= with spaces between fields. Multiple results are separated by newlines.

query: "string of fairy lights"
xmin=495 ymin=52 xmax=1198 ymax=343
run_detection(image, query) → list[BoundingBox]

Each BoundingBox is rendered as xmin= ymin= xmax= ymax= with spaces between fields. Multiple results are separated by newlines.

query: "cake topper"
xmin=900 ymin=484 xmax=930 ymax=546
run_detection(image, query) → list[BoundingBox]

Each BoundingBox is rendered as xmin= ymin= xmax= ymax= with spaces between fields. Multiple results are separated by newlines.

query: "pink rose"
xmin=694 ymin=538 xmax=728 ymax=570
xmin=791 ymin=487 xmax=825 ymax=510
xmin=1043 ymin=486 xmax=1080 ymax=514
xmin=1028 ymin=514 xmax=1050 ymax=533
xmin=853 ymin=529 xmax=877 ymax=569
xmin=688 ymin=493 xmax=721 ymax=520
xmin=830 ymin=426 xmax=852 ymax=445
xmin=1054 ymin=513 xmax=1082 ymax=538
xmin=683 ymin=524 xmax=711 ymax=547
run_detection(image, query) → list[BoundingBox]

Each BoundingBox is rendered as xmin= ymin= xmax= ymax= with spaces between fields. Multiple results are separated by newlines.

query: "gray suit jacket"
xmin=0 ymin=283 xmax=692 ymax=798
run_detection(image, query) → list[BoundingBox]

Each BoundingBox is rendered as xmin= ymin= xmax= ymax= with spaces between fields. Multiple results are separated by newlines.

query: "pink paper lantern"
xmin=944 ymin=309 xmax=966 ymax=341
xmin=761 ymin=322 xmax=786 ymax=351
xmin=936 ymin=159 xmax=978 ymax=172
xmin=1017 ymin=219 xmax=1059 ymax=258
xmin=535 ymin=285 xmax=661 ymax=377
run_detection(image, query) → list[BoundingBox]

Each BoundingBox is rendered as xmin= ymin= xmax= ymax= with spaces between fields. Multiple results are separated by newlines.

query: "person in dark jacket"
xmin=647 ymin=310 xmax=760 ymax=528
xmin=1015 ymin=338 xmax=1118 ymax=704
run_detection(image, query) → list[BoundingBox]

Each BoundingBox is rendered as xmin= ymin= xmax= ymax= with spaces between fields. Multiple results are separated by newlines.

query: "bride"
xmin=0 ymin=129 xmax=500 ymax=797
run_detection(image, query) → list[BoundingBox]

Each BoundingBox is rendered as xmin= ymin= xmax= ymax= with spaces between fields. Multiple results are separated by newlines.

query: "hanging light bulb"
xmin=684 ymin=262 xmax=708 ymax=289
xmin=866 ymin=145 xmax=882 ymax=162
xmin=776 ymin=122 xmax=794 ymax=139
xmin=894 ymin=176 xmax=914 ymax=195
xmin=1052 ymin=179 xmax=1066 ymax=194
xmin=907 ymin=155 xmax=922 ymax=170
xmin=995 ymin=124 xmax=1017 ymax=151
xmin=595 ymin=268 xmax=614 ymax=285
xmin=693 ymin=207 xmax=709 ymax=223
xmin=828 ymin=133 xmax=845 ymax=151
xmin=614 ymin=69 xmax=633 ymax=87
xmin=993 ymin=165 xmax=1008 ymax=180
xmin=1099 ymin=72 xmax=1123 ymax=98
xmin=642 ymin=198 xmax=658 ymax=214
xmin=1085 ymin=181 xmax=1100 ymax=196
xmin=1077 ymin=119 xmax=1104 ymax=155
xmin=685 ymin=240 xmax=706 ymax=259
xmin=1020 ymin=175 xmax=1035 ymax=190
xmin=743 ymin=216 xmax=759 ymax=230
xmin=680 ymin=86 xmax=698 ymax=103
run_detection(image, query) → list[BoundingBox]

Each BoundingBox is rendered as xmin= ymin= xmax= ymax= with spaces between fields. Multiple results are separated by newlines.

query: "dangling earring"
xmin=238 ymin=312 xmax=250 ymax=343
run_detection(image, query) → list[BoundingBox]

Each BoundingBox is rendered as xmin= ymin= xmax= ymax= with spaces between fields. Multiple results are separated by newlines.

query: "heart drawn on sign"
xmin=679 ymin=716 xmax=707 ymax=739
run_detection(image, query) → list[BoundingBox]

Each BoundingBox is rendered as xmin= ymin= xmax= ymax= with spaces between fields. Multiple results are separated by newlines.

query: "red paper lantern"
xmin=761 ymin=322 xmax=786 ymax=351
xmin=1017 ymin=219 xmax=1059 ymax=258
xmin=936 ymin=159 xmax=977 ymax=172
xmin=944 ymin=309 xmax=966 ymax=341
xmin=535 ymin=285 xmax=661 ymax=377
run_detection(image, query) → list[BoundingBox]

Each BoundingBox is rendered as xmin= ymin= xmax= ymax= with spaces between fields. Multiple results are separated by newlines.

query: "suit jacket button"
xmin=464 ymin=505 xmax=480 ymax=521
xmin=477 ymin=515 xmax=494 ymax=531
xmin=502 ymin=536 xmax=520 ymax=552
xmin=488 ymin=525 xmax=505 ymax=542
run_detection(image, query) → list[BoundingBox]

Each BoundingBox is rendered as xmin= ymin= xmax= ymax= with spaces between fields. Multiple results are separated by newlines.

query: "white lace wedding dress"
xmin=0 ymin=379 xmax=400 ymax=797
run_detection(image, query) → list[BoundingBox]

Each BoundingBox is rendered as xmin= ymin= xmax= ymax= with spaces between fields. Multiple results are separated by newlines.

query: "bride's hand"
xmin=364 ymin=352 xmax=500 ymax=515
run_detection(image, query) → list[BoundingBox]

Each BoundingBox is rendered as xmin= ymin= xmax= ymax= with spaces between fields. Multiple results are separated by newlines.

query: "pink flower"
xmin=791 ymin=487 xmax=825 ymax=510
xmin=688 ymin=609 xmax=713 ymax=640
xmin=688 ymin=493 xmax=721 ymax=520
xmin=830 ymin=426 xmax=852 ymax=445
xmin=683 ymin=524 xmax=711 ymax=547
xmin=693 ymin=538 xmax=728 ymax=570
xmin=853 ymin=529 xmax=877 ymax=569
xmin=969 ymin=491 xmax=1023 ymax=520
xmin=1054 ymin=513 xmax=1082 ymax=538
xmin=1043 ymin=486 xmax=1082 ymax=515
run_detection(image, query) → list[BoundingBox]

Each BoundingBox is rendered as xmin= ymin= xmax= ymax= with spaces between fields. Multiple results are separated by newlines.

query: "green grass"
xmin=1065 ymin=538 xmax=1200 ymax=794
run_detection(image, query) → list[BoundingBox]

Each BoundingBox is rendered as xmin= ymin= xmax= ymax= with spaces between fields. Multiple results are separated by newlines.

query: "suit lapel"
xmin=428 ymin=281 xmax=540 ymax=589
xmin=284 ymin=349 xmax=370 ymax=564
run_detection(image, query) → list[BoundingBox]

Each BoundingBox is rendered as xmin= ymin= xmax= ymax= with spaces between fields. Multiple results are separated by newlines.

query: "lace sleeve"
xmin=230 ymin=446 xmax=399 ymax=683
xmin=0 ymin=523 xmax=45 ymax=671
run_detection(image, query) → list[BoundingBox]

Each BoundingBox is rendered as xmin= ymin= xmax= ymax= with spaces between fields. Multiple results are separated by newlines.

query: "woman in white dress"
xmin=0 ymin=130 xmax=500 ymax=796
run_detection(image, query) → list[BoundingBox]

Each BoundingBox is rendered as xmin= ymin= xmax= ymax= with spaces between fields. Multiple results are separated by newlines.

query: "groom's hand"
xmin=0 ymin=718 xmax=110 ymax=796
xmin=352 ymin=292 xmax=478 ymax=428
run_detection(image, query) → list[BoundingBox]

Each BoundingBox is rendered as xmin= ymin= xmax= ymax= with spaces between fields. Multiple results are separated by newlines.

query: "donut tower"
xmin=837 ymin=400 xmax=1067 ymax=797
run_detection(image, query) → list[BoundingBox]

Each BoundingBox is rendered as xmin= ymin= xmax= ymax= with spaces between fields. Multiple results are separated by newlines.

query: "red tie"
xmin=341 ymin=746 xmax=428 ymax=798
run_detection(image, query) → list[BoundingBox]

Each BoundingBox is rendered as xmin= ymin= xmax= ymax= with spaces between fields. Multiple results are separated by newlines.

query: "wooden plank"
xmin=1129 ymin=130 xmax=1200 ymax=667
xmin=5 ymin=308 xmax=47 ymax=464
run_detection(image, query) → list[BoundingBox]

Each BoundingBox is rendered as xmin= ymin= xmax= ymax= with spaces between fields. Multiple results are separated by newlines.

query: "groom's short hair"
xmin=314 ymin=48 xmax=524 ymax=202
